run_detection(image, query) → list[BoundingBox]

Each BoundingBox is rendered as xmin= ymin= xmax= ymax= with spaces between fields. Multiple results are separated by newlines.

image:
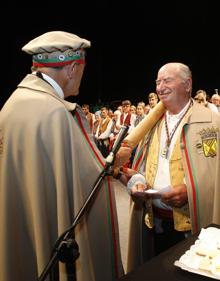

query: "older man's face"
xmin=155 ymin=66 xmax=190 ymax=111
xmin=211 ymin=96 xmax=220 ymax=106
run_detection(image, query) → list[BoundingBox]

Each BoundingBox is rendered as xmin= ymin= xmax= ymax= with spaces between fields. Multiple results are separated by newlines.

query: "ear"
xmin=66 ymin=62 xmax=76 ymax=79
xmin=185 ymin=77 xmax=192 ymax=93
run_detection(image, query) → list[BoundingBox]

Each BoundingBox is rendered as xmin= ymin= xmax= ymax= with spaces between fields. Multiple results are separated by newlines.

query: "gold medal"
xmin=144 ymin=202 xmax=154 ymax=229
xmin=144 ymin=213 xmax=153 ymax=228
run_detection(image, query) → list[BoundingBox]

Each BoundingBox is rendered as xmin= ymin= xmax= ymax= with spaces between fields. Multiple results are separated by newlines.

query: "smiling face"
xmin=156 ymin=63 xmax=192 ymax=114
xmin=148 ymin=93 xmax=158 ymax=108
xmin=149 ymin=96 xmax=158 ymax=108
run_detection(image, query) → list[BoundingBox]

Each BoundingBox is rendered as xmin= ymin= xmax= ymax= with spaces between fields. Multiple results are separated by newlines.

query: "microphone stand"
xmin=38 ymin=125 xmax=129 ymax=281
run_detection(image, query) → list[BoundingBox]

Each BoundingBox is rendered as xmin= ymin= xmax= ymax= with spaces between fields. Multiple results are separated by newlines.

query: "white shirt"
xmin=207 ymin=102 xmax=219 ymax=114
xmin=153 ymin=100 xmax=191 ymax=209
xmin=95 ymin=118 xmax=113 ymax=140
xmin=33 ymin=71 xmax=64 ymax=99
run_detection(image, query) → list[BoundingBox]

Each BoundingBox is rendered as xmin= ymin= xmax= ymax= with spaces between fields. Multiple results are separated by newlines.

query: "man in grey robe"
xmin=0 ymin=31 xmax=129 ymax=281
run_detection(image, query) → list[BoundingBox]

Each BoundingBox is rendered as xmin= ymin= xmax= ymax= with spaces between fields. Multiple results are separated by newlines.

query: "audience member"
xmin=148 ymin=92 xmax=158 ymax=111
xmin=95 ymin=107 xmax=113 ymax=157
xmin=116 ymin=100 xmax=136 ymax=134
xmin=134 ymin=104 xmax=146 ymax=127
xmin=82 ymin=103 xmax=95 ymax=131
xmin=93 ymin=111 xmax=102 ymax=143
xmin=130 ymin=105 xmax=137 ymax=115
xmin=194 ymin=89 xmax=219 ymax=114
xmin=211 ymin=93 xmax=220 ymax=112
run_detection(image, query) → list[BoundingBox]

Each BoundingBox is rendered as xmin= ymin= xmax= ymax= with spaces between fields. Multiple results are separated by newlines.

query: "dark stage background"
xmin=1 ymin=3 xmax=220 ymax=111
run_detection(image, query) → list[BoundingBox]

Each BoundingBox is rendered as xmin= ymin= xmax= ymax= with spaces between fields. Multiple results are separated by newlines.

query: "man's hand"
xmin=113 ymin=144 xmax=132 ymax=168
xmin=119 ymin=167 xmax=138 ymax=185
xmin=131 ymin=183 xmax=147 ymax=197
xmin=161 ymin=184 xmax=188 ymax=207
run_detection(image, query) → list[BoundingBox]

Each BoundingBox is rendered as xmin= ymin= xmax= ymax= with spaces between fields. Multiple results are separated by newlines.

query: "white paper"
xmin=144 ymin=185 xmax=172 ymax=199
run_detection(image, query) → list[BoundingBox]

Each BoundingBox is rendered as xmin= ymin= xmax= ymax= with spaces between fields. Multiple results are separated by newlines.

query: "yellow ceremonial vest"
xmin=145 ymin=117 xmax=191 ymax=232
xmin=98 ymin=116 xmax=111 ymax=137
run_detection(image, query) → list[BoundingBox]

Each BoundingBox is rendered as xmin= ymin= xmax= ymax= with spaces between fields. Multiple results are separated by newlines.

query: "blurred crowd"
xmin=82 ymin=90 xmax=220 ymax=164
xmin=82 ymin=92 xmax=157 ymax=161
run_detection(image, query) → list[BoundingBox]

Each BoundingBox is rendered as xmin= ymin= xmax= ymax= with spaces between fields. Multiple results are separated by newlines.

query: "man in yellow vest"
xmin=95 ymin=107 xmax=113 ymax=157
xmin=119 ymin=62 xmax=220 ymax=273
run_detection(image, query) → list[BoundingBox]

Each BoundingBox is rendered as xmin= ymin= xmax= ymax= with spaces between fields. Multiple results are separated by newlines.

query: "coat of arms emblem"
xmin=198 ymin=127 xmax=218 ymax=157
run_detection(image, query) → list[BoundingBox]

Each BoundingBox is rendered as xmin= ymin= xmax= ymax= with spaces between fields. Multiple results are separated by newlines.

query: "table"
xmin=117 ymin=224 xmax=219 ymax=281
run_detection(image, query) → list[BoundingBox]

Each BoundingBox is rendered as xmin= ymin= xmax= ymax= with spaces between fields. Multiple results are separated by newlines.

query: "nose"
xmin=156 ymin=82 xmax=164 ymax=94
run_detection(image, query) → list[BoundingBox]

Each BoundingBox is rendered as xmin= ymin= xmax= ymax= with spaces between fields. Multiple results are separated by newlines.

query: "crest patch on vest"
xmin=198 ymin=127 xmax=218 ymax=157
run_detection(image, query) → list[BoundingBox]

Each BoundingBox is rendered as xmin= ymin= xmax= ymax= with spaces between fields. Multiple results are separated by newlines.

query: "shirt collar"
xmin=40 ymin=72 xmax=64 ymax=99
xmin=166 ymin=99 xmax=191 ymax=122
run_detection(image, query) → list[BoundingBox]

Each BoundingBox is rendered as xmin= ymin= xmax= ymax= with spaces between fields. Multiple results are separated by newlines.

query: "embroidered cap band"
xmin=32 ymin=49 xmax=86 ymax=67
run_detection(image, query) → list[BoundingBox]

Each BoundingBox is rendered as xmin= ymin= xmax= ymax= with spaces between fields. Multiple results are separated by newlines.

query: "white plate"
xmin=174 ymin=227 xmax=220 ymax=280
xmin=174 ymin=260 xmax=220 ymax=280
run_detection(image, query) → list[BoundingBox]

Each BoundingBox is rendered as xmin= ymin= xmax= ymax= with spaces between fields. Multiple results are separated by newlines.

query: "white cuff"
xmin=127 ymin=173 xmax=147 ymax=194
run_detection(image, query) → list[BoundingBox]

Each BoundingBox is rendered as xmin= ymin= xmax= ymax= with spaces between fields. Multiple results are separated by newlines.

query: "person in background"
xmin=130 ymin=104 xmax=137 ymax=115
xmin=109 ymin=109 xmax=121 ymax=150
xmin=0 ymin=31 xmax=130 ymax=281
xmin=93 ymin=111 xmax=102 ymax=144
xmin=144 ymin=104 xmax=151 ymax=115
xmin=117 ymin=105 xmax=122 ymax=113
xmin=130 ymin=103 xmax=147 ymax=166
xmin=211 ymin=93 xmax=220 ymax=112
xmin=116 ymin=99 xmax=136 ymax=134
xmin=118 ymin=62 xmax=220 ymax=273
xmin=108 ymin=108 xmax=114 ymax=118
xmin=148 ymin=92 xmax=158 ymax=111
xmin=82 ymin=103 xmax=95 ymax=131
xmin=134 ymin=103 xmax=146 ymax=127
xmin=95 ymin=107 xmax=113 ymax=157
xmin=138 ymin=101 xmax=145 ymax=108
xmin=115 ymin=99 xmax=136 ymax=168
xmin=194 ymin=89 xmax=219 ymax=114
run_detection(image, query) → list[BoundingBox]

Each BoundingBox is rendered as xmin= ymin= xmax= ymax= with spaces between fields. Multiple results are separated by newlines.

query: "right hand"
xmin=113 ymin=144 xmax=132 ymax=168
xmin=131 ymin=183 xmax=147 ymax=196
xmin=130 ymin=183 xmax=152 ymax=203
xmin=119 ymin=168 xmax=138 ymax=185
xmin=161 ymin=184 xmax=188 ymax=207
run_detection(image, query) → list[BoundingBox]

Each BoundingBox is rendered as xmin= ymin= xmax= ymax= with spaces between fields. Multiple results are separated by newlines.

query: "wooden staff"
xmin=124 ymin=101 xmax=165 ymax=148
